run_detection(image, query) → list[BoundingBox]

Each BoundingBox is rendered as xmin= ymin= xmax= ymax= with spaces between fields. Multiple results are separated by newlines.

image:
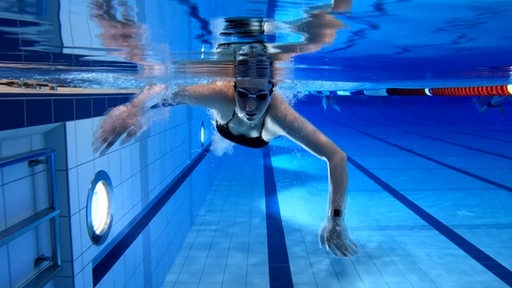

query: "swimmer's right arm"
xmin=93 ymin=84 xmax=168 ymax=155
xmin=166 ymin=81 xmax=234 ymax=109
xmin=93 ymin=81 xmax=232 ymax=154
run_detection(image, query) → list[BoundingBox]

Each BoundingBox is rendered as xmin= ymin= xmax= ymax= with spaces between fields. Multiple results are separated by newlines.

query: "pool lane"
xmin=286 ymin=98 xmax=512 ymax=287
xmin=347 ymin=155 xmax=512 ymax=286
xmin=402 ymin=130 xmax=512 ymax=161
xmin=354 ymin=130 xmax=512 ymax=193
xmin=270 ymin=134 xmax=511 ymax=287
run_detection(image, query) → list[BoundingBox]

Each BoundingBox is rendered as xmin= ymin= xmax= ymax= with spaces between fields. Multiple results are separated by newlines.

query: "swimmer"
xmin=94 ymin=1 xmax=357 ymax=257
xmin=322 ymin=92 xmax=342 ymax=113
xmin=474 ymin=96 xmax=506 ymax=113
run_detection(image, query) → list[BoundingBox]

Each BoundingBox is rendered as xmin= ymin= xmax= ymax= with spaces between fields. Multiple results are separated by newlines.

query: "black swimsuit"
xmin=215 ymin=112 xmax=269 ymax=148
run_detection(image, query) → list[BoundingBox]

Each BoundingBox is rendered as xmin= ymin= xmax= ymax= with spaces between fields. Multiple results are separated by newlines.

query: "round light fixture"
xmin=86 ymin=170 xmax=113 ymax=245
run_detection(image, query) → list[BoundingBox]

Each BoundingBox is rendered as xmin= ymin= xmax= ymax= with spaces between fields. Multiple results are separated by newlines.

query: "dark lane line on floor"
xmin=345 ymin=106 xmax=512 ymax=160
xmin=404 ymin=130 xmax=512 ymax=161
xmin=450 ymin=129 xmax=512 ymax=145
xmin=345 ymin=106 xmax=512 ymax=159
xmin=263 ymin=146 xmax=294 ymax=288
xmin=348 ymin=156 xmax=512 ymax=287
xmin=357 ymin=130 xmax=512 ymax=193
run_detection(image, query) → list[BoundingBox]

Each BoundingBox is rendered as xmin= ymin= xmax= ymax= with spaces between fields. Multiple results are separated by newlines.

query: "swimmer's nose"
xmin=245 ymin=98 xmax=257 ymax=111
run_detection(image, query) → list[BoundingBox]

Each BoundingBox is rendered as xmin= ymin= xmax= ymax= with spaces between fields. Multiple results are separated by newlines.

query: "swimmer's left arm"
xmin=269 ymin=94 xmax=347 ymax=211
xmin=268 ymin=94 xmax=357 ymax=257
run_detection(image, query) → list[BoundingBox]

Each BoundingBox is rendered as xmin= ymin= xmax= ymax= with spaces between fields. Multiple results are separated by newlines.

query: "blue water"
xmin=161 ymin=96 xmax=512 ymax=287
xmin=1 ymin=0 xmax=512 ymax=287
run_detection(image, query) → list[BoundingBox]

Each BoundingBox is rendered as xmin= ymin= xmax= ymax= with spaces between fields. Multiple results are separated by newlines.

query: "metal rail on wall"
xmin=0 ymin=149 xmax=61 ymax=288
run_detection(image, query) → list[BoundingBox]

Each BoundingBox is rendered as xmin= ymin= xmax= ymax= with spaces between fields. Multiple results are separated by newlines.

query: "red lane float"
xmin=427 ymin=85 xmax=512 ymax=96
xmin=381 ymin=84 xmax=512 ymax=97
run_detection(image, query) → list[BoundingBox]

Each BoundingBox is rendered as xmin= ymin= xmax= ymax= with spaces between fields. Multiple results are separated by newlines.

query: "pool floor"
xmin=162 ymin=97 xmax=512 ymax=288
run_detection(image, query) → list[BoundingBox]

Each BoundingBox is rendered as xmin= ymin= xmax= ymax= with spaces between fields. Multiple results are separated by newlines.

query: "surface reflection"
xmin=2 ymin=0 xmax=510 ymax=87
xmin=89 ymin=0 xmax=145 ymax=64
xmin=169 ymin=3 xmax=351 ymax=80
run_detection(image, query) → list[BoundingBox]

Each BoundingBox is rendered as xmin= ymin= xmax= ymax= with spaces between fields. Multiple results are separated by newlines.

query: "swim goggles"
xmin=235 ymin=88 xmax=271 ymax=101
xmin=234 ymin=80 xmax=274 ymax=101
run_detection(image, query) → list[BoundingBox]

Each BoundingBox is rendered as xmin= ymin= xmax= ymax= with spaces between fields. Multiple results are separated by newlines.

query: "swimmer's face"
xmin=234 ymin=78 xmax=273 ymax=122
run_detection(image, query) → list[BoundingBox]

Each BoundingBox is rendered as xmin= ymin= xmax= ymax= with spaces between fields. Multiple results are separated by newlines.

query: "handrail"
xmin=0 ymin=148 xmax=52 ymax=169
xmin=0 ymin=148 xmax=61 ymax=288
xmin=0 ymin=208 xmax=60 ymax=247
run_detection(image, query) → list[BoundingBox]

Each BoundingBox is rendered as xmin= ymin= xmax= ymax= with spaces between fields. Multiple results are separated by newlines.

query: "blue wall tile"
xmin=54 ymin=98 xmax=75 ymax=123
xmin=75 ymin=98 xmax=92 ymax=120
xmin=0 ymin=99 xmax=25 ymax=130
xmin=106 ymin=97 xmax=120 ymax=110
xmin=26 ymin=99 xmax=52 ymax=126
xmin=92 ymin=97 xmax=107 ymax=117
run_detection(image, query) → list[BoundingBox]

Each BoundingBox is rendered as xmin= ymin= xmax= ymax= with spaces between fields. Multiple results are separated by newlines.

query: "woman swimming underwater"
xmin=93 ymin=1 xmax=357 ymax=257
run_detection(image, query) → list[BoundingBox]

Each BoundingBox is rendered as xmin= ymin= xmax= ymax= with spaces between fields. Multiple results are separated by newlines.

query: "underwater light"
xmin=200 ymin=121 xmax=205 ymax=147
xmin=86 ymin=170 xmax=113 ymax=245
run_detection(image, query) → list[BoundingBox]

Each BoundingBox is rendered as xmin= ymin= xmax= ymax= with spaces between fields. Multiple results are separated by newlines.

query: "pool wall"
xmin=0 ymin=103 xmax=219 ymax=287
xmin=0 ymin=1 xmax=229 ymax=286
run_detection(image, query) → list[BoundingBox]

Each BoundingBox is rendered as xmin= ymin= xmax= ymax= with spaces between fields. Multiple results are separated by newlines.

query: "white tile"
xmin=107 ymin=151 xmax=122 ymax=190
xmin=8 ymin=230 xmax=38 ymax=287
xmin=31 ymin=133 xmax=45 ymax=150
xmin=42 ymin=124 xmax=67 ymax=170
xmin=0 ymin=185 xmax=5 ymax=230
xmin=35 ymin=221 xmax=54 ymax=258
xmin=33 ymin=168 xmax=50 ymax=211
xmin=81 ymin=262 xmax=93 ymax=288
xmin=75 ymin=119 xmax=95 ymax=166
xmin=0 ymin=135 xmax=31 ymax=158
xmin=129 ymin=143 xmax=141 ymax=177
xmin=65 ymin=122 xmax=77 ymax=169
xmin=2 ymin=160 xmax=31 ymax=187
xmin=73 ymin=266 xmax=84 ymax=287
xmin=0 ymin=246 xmax=9 ymax=287
xmin=67 ymin=168 xmax=80 ymax=215
xmin=58 ymin=216 xmax=73 ymax=262
xmin=79 ymin=209 xmax=93 ymax=259
xmin=76 ymin=161 xmax=95 ymax=211
xmin=81 ymin=244 xmax=97 ymax=269
xmin=3 ymin=175 xmax=35 ymax=226
xmin=119 ymin=147 xmax=132 ymax=183
xmin=70 ymin=212 xmax=83 ymax=262
xmin=51 ymin=277 xmax=73 ymax=288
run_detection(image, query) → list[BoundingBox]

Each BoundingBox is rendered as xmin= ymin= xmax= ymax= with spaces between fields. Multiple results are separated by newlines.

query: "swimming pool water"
xmin=0 ymin=1 xmax=511 ymax=287
xmin=163 ymin=96 xmax=512 ymax=287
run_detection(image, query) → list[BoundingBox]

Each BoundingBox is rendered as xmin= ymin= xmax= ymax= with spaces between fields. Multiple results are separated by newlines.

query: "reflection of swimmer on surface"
xmin=89 ymin=0 xmax=165 ymax=75
xmin=474 ymin=96 xmax=507 ymax=113
xmin=93 ymin=0 xmax=357 ymax=258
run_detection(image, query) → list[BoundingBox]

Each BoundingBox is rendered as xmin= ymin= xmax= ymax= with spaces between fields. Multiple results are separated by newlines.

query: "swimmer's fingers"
xmin=97 ymin=127 xmax=125 ymax=155
xmin=120 ymin=124 xmax=142 ymax=145
xmin=320 ymin=216 xmax=358 ymax=258
xmin=326 ymin=234 xmax=357 ymax=257
xmin=93 ymin=103 xmax=144 ymax=154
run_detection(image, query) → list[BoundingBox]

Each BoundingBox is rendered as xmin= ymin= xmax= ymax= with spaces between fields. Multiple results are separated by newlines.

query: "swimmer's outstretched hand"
xmin=319 ymin=213 xmax=357 ymax=257
xmin=93 ymin=84 xmax=167 ymax=155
